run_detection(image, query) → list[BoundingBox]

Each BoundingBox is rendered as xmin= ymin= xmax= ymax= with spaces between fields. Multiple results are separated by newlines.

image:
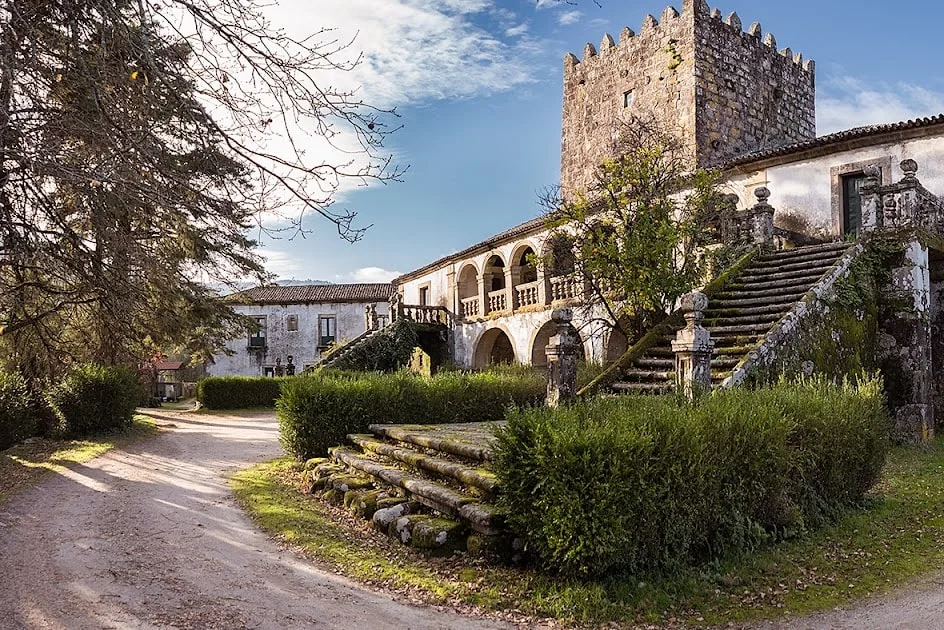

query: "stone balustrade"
xmin=460 ymin=296 xmax=480 ymax=318
xmin=861 ymin=160 xmax=944 ymax=236
xmin=487 ymin=289 xmax=508 ymax=313
xmin=720 ymin=187 xmax=775 ymax=250
xmin=549 ymin=273 xmax=581 ymax=301
xmin=515 ymin=280 xmax=540 ymax=308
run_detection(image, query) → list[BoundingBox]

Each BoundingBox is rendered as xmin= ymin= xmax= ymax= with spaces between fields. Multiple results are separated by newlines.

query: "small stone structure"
xmin=671 ymin=292 xmax=713 ymax=399
xmin=545 ymin=308 xmax=580 ymax=407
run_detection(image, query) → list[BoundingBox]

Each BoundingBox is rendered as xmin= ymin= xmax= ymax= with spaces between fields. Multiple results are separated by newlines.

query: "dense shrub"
xmin=196 ymin=376 xmax=289 ymax=410
xmin=278 ymin=369 xmax=545 ymax=459
xmin=0 ymin=371 xmax=36 ymax=451
xmin=46 ymin=364 xmax=139 ymax=438
xmin=493 ymin=377 xmax=890 ymax=578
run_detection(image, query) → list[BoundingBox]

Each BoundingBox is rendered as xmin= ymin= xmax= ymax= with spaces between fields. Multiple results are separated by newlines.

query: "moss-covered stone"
xmin=303 ymin=457 xmax=329 ymax=471
xmin=376 ymin=496 xmax=407 ymax=511
xmin=372 ymin=501 xmax=417 ymax=533
xmin=466 ymin=534 xmax=514 ymax=560
xmin=326 ymin=474 xmax=373 ymax=493
xmin=388 ymin=514 xmax=429 ymax=544
xmin=322 ymin=488 xmax=344 ymax=505
xmin=348 ymin=489 xmax=383 ymax=519
xmin=411 ymin=517 xmax=466 ymax=551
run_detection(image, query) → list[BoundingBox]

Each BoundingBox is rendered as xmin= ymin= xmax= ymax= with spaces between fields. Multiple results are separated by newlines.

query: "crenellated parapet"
xmin=561 ymin=3 xmax=816 ymax=195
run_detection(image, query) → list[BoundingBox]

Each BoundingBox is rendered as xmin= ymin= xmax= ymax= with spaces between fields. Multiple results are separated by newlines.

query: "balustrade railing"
xmin=861 ymin=160 xmax=944 ymax=236
xmin=487 ymin=289 xmax=508 ymax=313
xmin=460 ymin=296 xmax=480 ymax=318
xmin=515 ymin=280 xmax=540 ymax=308
xmin=549 ymin=274 xmax=581 ymax=301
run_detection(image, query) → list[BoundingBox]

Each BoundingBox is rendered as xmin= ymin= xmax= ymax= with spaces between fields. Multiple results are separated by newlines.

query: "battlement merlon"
xmin=563 ymin=2 xmax=813 ymax=74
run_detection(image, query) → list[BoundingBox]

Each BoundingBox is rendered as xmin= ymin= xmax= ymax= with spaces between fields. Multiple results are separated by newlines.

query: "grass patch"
xmin=232 ymin=439 xmax=944 ymax=627
xmin=0 ymin=416 xmax=159 ymax=504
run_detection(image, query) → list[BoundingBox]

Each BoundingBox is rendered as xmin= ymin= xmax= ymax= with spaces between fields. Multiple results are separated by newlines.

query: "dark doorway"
xmin=842 ymin=173 xmax=865 ymax=236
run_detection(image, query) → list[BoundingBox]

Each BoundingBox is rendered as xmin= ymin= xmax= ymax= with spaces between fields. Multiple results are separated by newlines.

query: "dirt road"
xmin=0 ymin=410 xmax=510 ymax=630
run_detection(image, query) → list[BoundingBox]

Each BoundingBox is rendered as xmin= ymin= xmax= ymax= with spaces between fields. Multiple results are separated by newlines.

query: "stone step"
xmin=611 ymin=381 xmax=672 ymax=393
xmin=620 ymin=368 xmax=672 ymax=381
xmin=368 ymin=424 xmax=494 ymax=463
xmin=331 ymin=446 xmax=502 ymax=534
xmin=737 ymin=266 xmax=833 ymax=284
xmin=706 ymin=322 xmax=775 ymax=335
xmin=703 ymin=311 xmax=782 ymax=327
xmin=705 ymin=303 xmax=798 ymax=318
xmin=746 ymin=255 xmax=840 ymax=275
xmin=725 ymin=274 xmax=822 ymax=293
xmin=714 ymin=282 xmax=818 ymax=300
xmin=347 ymin=434 xmax=498 ymax=495
xmin=710 ymin=290 xmax=808 ymax=308
xmin=757 ymin=241 xmax=850 ymax=262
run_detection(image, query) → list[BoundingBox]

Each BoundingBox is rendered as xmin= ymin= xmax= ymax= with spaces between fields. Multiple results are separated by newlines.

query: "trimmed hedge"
xmin=196 ymin=376 xmax=290 ymax=410
xmin=0 ymin=370 xmax=36 ymax=451
xmin=278 ymin=370 xmax=545 ymax=459
xmin=493 ymin=377 xmax=890 ymax=578
xmin=46 ymin=364 xmax=139 ymax=438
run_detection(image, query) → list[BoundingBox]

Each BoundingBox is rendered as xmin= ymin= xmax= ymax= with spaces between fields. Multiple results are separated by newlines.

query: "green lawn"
xmin=0 ymin=417 xmax=159 ymax=504
xmin=230 ymin=438 xmax=944 ymax=627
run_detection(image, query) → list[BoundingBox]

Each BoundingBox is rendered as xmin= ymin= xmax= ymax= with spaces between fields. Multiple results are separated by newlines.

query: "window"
xmin=286 ymin=314 xmax=298 ymax=332
xmin=841 ymin=173 xmax=865 ymax=237
xmin=622 ymin=90 xmax=633 ymax=108
xmin=318 ymin=315 xmax=336 ymax=348
xmin=248 ymin=316 xmax=267 ymax=348
xmin=419 ymin=286 xmax=429 ymax=306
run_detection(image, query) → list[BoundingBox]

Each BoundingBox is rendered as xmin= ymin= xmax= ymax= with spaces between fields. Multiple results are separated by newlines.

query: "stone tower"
xmin=561 ymin=0 xmax=815 ymax=194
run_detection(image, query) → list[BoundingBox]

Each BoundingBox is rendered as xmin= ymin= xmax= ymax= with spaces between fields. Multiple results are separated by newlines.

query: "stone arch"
xmin=510 ymin=241 xmax=540 ymax=285
xmin=472 ymin=326 xmax=517 ymax=368
xmin=483 ymin=253 xmax=507 ymax=292
xmin=605 ymin=318 xmax=631 ymax=364
xmin=456 ymin=263 xmax=478 ymax=300
xmin=530 ymin=318 xmax=585 ymax=367
xmin=543 ymin=233 xmax=576 ymax=276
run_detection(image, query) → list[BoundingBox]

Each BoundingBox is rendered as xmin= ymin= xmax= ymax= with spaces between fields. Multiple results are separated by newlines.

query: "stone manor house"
xmin=212 ymin=1 xmax=944 ymax=439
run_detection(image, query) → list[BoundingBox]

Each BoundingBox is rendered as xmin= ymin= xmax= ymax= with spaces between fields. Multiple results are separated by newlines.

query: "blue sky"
xmin=255 ymin=0 xmax=944 ymax=284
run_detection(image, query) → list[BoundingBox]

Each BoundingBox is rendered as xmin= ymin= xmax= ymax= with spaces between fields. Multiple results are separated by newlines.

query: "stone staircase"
xmin=311 ymin=327 xmax=382 ymax=370
xmin=611 ymin=241 xmax=854 ymax=393
xmin=303 ymin=422 xmax=508 ymax=554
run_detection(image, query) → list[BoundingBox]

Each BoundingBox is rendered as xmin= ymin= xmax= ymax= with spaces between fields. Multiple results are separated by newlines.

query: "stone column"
xmin=860 ymin=164 xmax=883 ymax=231
xmin=389 ymin=293 xmax=403 ymax=323
xmin=504 ymin=266 xmax=515 ymax=312
xmin=545 ymin=308 xmax=579 ymax=407
xmin=750 ymin=187 xmax=775 ymax=250
xmin=364 ymin=305 xmax=373 ymax=331
xmin=671 ymin=292 xmax=714 ymax=400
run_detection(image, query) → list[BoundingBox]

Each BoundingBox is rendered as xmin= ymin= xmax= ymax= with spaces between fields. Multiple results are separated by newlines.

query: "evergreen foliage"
xmin=196 ymin=376 xmax=288 ymax=410
xmin=45 ymin=364 xmax=140 ymax=437
xmin=493 ymin=377 xmax=890 ymax=578
xmin=0 ymin=370 xmax=36 ymax=450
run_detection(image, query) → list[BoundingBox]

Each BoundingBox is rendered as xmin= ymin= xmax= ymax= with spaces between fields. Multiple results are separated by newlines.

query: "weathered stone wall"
xmin=561 ymin=0 xmax=814 ymax=194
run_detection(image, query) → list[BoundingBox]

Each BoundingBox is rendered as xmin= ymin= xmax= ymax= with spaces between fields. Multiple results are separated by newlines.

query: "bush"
xmin=46 ymin=364 xmax=139 ymax=438
xmin=278 ymin=369 xmax=545 ymax=459
xmin=196 ymin=376 xmax=290 ymax=410
xmin=0 ymin=371 xmax=36 ymax=451
xmin=492 ymin=376 xmax=890 ymax=578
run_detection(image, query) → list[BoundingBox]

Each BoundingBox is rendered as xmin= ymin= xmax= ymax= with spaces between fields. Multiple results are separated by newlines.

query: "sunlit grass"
xmin=0 ymin=416 xmax=159 ymax=504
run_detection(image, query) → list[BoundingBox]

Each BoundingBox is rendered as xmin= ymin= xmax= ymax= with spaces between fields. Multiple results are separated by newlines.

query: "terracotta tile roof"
xmin=397 ymin=215 xmax=548 ymax=283
xmin=230 ymin=283 xmax=396 ymax=305
xmin=721 ymin=114 xmax=944 ymax=169
xmin=154 ymin=361 xmax=184 ymax=371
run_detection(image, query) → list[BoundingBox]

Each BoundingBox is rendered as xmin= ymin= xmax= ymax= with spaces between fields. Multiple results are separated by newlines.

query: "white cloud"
xmin=257 ymin=247 xmax=305 ymax=279
xmin=558 ymin=10 xmax=582 ymax=25
xmin=505 ymin=22 xmax=530 ymax=37
xmin=349 ymin=267 xmax=403 ymax=282
xmin=534 ymin=0 xmax=557 ymax=9
xmin=817 ymin=75 xmax=944 ymax=134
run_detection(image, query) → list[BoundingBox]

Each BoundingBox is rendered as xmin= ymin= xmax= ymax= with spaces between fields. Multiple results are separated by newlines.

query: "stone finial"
xmin=747 ymin=22 xmax=762 ymax=38
xmin=754 ymin=186 xmax=771 ymax=206
xmin=619 ymin=27 xmax=635 ymax=43
xmin=600 ymin=33 xmax=615 ymax=51
xmin=862 ymin=164 xmax=882 ymax=188
xmin=901 ymin=159 xmax=919 ymax=182
xmin=641 ymin=14 xmax=659 ymax=32
xmin=583 ymin=42 xmax=597 ymax=60
xmin=723 ymin=193 xmax=740 ymax=209
xmin=661 ymin=6 xmax=680 ymax=23
xmin=680 ymin=291 xmax=709 ymax=318
xmin=763 ymin=32 xmax=777 ymax=48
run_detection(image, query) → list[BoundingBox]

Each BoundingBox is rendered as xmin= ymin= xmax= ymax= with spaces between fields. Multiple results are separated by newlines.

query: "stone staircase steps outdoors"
xmin=369 ymin=424 xmax=495 ymax=463
xmin=347 ymin=434 xmax=498 ymax=495
xmin=609 ymin=242 xmax=851 ymax=394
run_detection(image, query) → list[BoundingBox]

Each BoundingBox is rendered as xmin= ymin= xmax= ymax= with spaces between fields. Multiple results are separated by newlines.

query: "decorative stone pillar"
xmin=364 ymin=305 xmax=373 ymax=331
xmin=545 ymin=308 xmax=579 ymax=407
xmin=390 ymin=292 xmax=403 ymax=322
xmin=369 ymin=304 xmax=379 ymax=330
xmin=860 ymin=164 xmax=883 ymax=230
xmin=750 ymin=187 xmax=775 ymax=249
xmin=671 ymin=292 xmax=714 ymax=400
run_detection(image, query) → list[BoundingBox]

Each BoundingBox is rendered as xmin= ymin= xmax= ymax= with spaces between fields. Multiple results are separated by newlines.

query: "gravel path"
xmin=0 ymin=409 xmax=510 ymax=630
